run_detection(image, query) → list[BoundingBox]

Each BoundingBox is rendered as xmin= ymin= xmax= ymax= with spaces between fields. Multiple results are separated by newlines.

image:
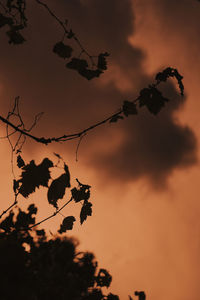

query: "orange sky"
xmin=0 ymin=1 xmax=200 ymax=299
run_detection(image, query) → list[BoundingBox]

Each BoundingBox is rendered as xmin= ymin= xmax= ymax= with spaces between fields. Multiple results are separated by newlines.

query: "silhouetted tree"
xmin=0 ymin=205 xmax=120 ymax=300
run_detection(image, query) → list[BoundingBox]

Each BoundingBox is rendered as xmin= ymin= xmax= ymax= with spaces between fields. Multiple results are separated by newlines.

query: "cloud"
xmin=0 ymin=0 xmax=197 ymax=189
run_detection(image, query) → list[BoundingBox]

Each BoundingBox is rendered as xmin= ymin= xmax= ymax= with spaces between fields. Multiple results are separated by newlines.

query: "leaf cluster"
xmin=11 ymin=154 xmax=93 ymax=231
xmin=0 ymin=0 xmax=27 ymax=44
xmin=0 ymin=0 xmax=109 ymax=79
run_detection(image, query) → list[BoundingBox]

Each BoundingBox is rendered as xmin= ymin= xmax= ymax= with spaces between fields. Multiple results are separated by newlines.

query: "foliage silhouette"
xmin=0 ymin=206 xmax=122 ymax=300
xmin=0 ymin=2 xmax=188 ymax=299
xmin=0 ymin=0 xmax=109 ymax=80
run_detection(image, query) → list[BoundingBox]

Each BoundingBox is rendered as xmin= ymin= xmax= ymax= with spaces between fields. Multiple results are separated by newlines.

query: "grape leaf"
xmin=80 ymin=201 xmax=92 ymax=224
xmin=18 ymin=158 xmax=53 ymax=198
xmin=47 ymin=164 xmax=71 ymax=208
xmin=6 ymin=29 xmax=25 ymax=44
xmin=58 ymin=216 xmax=76 ymax=233
xmin=139 ymin=86 xmax=168 ymax=115
xmin=17 ymin=154 xmax=25 ymax=168
xmin=96 ymin=268 xmax=112 ymax=287
xmin=66 ymin=58 xmax=102 ymax=80
xmin=71 ymin=185 xmax=90 ymax=203
xmin=66 ymin=57 xmax=88 ymax=71
xmin=122 ymin=100 xmax=137 ymax=117
xmin=155 ymin=67 xmax=184 ymax=96
xmin=53 ymin=41 xmax=73 ymax=59
xmin=79 ymin=68 xmax=102 ymax=80
xmin=97 ymin=52 xmax=109 ymax=70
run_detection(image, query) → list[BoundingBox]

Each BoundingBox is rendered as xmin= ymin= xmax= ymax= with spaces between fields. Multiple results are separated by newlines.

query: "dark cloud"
xmin=89 ymin=83 xmax=197 ymax=188
xmin=0 ymin=0 xmax=197 ymax=188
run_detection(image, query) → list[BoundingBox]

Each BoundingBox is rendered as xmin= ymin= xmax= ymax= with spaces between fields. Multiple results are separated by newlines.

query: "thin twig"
xmin=76 ymin=133 xmax=86 ymax=162
xmin=28 ymin=197 xmax=73 ymax=230
xmin=0 ymin=194 xmax=18 ymax=219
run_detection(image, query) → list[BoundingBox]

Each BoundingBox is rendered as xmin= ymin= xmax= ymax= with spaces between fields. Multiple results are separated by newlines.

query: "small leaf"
xmin=139 ymin=86 xmax=168 ymax=115
xmin=155 ymin=67 xmax=184 ymax=96
xmin=17 ymin=154 xmax=25 ymax=168
xmin=122 ymin=100 xmax=137 ymax=117
xmin=134 ymin=291 xmax=146 ymax=299
xmin=53 ymin=41 xmax=73 ymax=59
xmin=79 ymin=68 xmax=102 ymax=80
xmin=58 ymin=216 xmax=76 ymax=233
xmin=71 ymin=181 xmax=91 ymax=203
xmin=80 ymin=201 xmax=92 ymax=224
xmin=0 ymin=211 xmax=14 ymax=232
xmin=13 ymin=179 xmax=19 ymax=193
xmin=96 ymin=268 xmax=112 ymax=287
xmin=28 ymin=204 xmax=37 ymax=215
xmin=36 ymin=229 xmax=45 ymax=236
xmin=47 ymin=165 xmax=71 ymax=209
xmin=66 ymin=58 xmax=88 ymax=71
xmin=109 ymin=115 xmax=124 ymax=123
xmin=97 ymin=52 xmax=109 ymax=70
xmin=67 ymin=29 xmax=74 ymax=39
xmin=6 ymin=29 xmax=25 ymax=44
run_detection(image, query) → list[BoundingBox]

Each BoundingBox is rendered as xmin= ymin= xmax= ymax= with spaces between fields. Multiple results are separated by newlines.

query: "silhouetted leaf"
xmin=96 ymin=268 xmax=112 ymax=287
xmin=109 ymin=115 xmax=124 ymax=123
xmin=0 ymin=211 xmax=14 ymax=232
xmin=135 ymin=291 xmax=146 ymax=300
xmin=6 ymin=29 xmax=25 ymax=44
xmin=107 ymin=294 xmax=120 ymax=300
xmin=36 ymin=229 xmax=45 ymax=236
xmin=28 ymin=204 xmax=37 ymax=215
xmin=129 ymin=296 xmax=133 ymax=300
xmin=66 ymin=58 xmax=102 ymax=80
xmin=58 ymin=216 xmax=76 ymax=233
xmin=71 ymin=185 xmax=90 ymax=203
xmin=155 ymin=67 xmax=184 ymax=95
xmin=123 ymin=100 xmax=137 ymax=117
xmin=17 ymin=154 xmax=25 ymax=168
xmin=67 ymin=29 xmax=74 ymax=39
xmin=0 ymin=13 xmax=13 ymax=28
xmin=47 ymin=164 xmax=71 ymax=208
xmin=97 ymin=52 xmax=109 ymax=70
xmin=18 ymin=158 xmax=53 ymax=197
xmin=53 ymin=41 xmax=73 ymax=59
xmin=79 ymin=68 xmax=102 ymax=80
xmin=139 ymin=86 xmax=168 ymax=115
xmin=80 ymin=201 xmax=92 ymax=224
xmin=13 ymin=179 xmax=19 ymax=193
xmin=66 ymin=57 xmax=88 ymax=71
